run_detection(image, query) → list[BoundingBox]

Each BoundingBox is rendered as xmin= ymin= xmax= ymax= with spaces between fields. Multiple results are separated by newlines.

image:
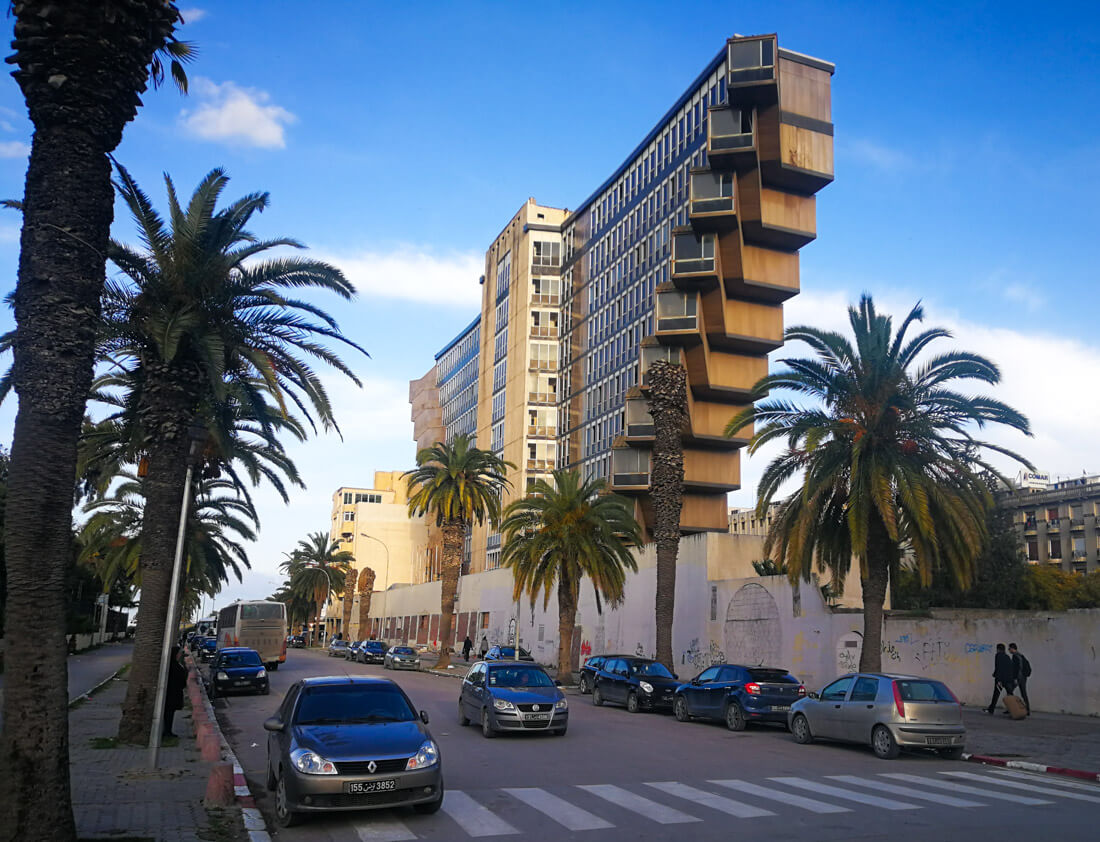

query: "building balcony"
xmin=727 ymin=35 xmax=778 ymax=95
xmin=1046 ymin=518 xmax=1062 ymax=529
xmin=639 ymin=344 xmax=684 ymax=387
xmin=671 ymin=230 xmax=718 ymax=284
xmin=610 ymin=447 xmax=650 ymax=494
xmin=1071 ymin=518 xmax=1085 ymax=530
xmin=624 ymin=396 xmax=655 ymax=440
xmin=528 ymin=391 xmax=556 ymax=405
xmin=530 ymin=263 xmax=561 ymax=276
xmin=706 ymin=106 xmax=756 ymax=170
xmin=531 ymin=292 xmax=560 ymax=306
xmin=528 ymin=359 xmax=557 ymax=372
xmin=526 ymin=458 xmax=555 ymax=472
xmin=655 ymin=289 xmax=701 ymax=345
xmin=530 ymin=324 xmax=559 ymax=339
xmin=689 ymin=169 xmax=738 ymax=231
xmin=526 ymin=425 xmax=556 ymax=438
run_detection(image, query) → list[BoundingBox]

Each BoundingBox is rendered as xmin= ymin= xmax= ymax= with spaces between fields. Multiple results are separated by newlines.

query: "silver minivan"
xmin=788 ymin=672 xmax=966 ymax=759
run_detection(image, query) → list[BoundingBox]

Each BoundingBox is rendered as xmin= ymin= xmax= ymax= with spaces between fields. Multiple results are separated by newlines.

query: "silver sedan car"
xmin=384 ymin=646 xmax=422 ymax=671
xmin=788 ymin=672 xmax=966 ymax=759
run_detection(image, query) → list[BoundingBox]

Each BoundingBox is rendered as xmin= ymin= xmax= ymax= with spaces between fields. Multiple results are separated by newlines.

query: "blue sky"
xmin=0 ymin=1 xmax=1097 ymax=606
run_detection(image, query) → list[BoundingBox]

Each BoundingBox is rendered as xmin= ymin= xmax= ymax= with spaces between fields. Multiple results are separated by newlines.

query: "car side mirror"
xmin=808 ymin=691 xmax=819 ymax=700
xmin=420 ymin=710 xmax=430 ymax=724
xmin=554 ymin=679 xmax=562 ymax=686
xmin=672 ymin=674 xmax=679 ymax=681
xmin=263 ymin=717 xmax=284 ymax=732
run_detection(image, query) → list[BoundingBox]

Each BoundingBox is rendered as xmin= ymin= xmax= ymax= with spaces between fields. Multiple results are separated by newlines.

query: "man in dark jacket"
xmin=163 ymin=645 xmax=188 ymax=737
xmin=462 ymin=636 xmax=473 ymax=662
xmin=986 ymin=643 xmax=1016 ymax=714
xmin=1009 ymin=643 xmax=1031 ymax=714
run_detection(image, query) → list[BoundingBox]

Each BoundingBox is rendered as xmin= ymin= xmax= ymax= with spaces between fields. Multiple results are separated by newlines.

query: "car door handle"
xmin=833 ymin=704 xmax=841 ymax=709
xmin=866 ymin=704 xmax=874 ymax=709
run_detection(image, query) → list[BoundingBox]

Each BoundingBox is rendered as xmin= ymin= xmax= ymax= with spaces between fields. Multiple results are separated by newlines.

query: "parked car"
xmin=264 ymin=676 xmax=443 ymax=827
xmin=288 ymin=634 xmax=306 ymax=649
xmin=207 ymin=647 xmax=269 ymax=698
xmin=357 ymin=640 xmax=389 ymax=665
xmin=789 ymin=673 xmax=966 ymax=760
xmin=458 ymin=661 xmax=568 ymax=738
xmin=484 ymin=645 xmax=534 ymax=662
xmin=344 ymin=640 xmax=364 ymax=661
xmin=327 ymin=638 xmax=349 ymax=658
xmin=592 ymin=657 xmax=679 ymax=713
xmin=578 ymin=654 xmax=627 ymax=695
xmin=674 ymin=664 xmax=805 ymax=730
xmin=198 ymin=636 xmax=218 ymax=662
xmin=384 ymin=646 xmax=422 ymax=671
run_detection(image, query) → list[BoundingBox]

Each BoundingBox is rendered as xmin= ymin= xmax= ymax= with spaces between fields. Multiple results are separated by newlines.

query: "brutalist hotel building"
xmin=411 ymin=34 xmax=835 ymax=574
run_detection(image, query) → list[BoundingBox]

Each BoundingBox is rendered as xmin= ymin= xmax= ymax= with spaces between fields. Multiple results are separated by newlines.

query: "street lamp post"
xmin=359 ymin=532 xmax=389 ymax=641
xmin=310 ymin=565 xmax=335 ymax=647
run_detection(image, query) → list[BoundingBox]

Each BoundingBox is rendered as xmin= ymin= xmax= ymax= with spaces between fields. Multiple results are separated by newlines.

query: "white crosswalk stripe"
xmin=769 ymin=776 xmax=920 ymax=810
xmin=442 ymin=790 xmax=519 ymax=837
xmin=646 ymin=781 xmax=775 ymax=818
xmin=577 ymin=784 xmax=701 ymax=824
xmin=709 ymin=779 xmax=851 ymax=813
xmin=502 ymin=787 xmax=614 ymax=831
xmin=354 ymin=816 xmax=418 ymax=842
xmin=882 ymin=773 xmax=1052 ymax=805
xmin=987 ymin=768 xmax=1100 ymax=792
xmin=826 ymin=775 xmax=987 ymax=808
xmin=940 ymin=771 xmax=1100 ymax=804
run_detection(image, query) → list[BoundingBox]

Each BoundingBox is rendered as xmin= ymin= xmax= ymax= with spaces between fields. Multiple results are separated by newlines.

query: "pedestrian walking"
xmin=462 ymin=635 xmax=473 ymax=662
xmin=1009 ymin=643 xmax=1031 ymax=715
xmin=479 ymin=635 xmax=489 ymax=658
xmin=986 ymin=642 xmax=1016 ymax=714
xmin=163 ymin=645 xmax=188 ymax=737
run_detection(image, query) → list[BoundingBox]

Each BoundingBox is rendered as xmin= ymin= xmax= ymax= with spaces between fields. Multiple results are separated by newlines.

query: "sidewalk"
xmin=962 ymin=706 xmax=1100 ymax=774
xmin=69 ymin=663 xmax=248 ymax=841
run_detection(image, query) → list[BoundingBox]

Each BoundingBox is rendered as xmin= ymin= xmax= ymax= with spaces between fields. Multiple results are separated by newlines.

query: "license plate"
xmin=771 ymin=705 xmax=790 ymax=712
xmin=345 ymin=779 xmax=396 ymax=794
xmin=527 ymin=714 xmax=550 ymax=721
xmin=234 ymin=680 xmax=251 ymax=686
xmin=926 ymin=736 xmax=954 ymax=745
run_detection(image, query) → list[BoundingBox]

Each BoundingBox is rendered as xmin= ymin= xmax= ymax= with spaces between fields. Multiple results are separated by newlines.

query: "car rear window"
xmin=222 ymin=651 xmax=262 ymax=667
xmin=746 ymin=668 xmax=795 ymax=682
xmin=295 ymin=684 xmax=416 ymax=724
xmin=895 ymin=680 xmax=955 ymax=702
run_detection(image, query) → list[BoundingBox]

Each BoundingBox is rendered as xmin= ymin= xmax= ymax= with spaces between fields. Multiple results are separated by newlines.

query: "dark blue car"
xmin=673 ymin=664 xmax=805 ymax=730
xmin=208 ymin=647 xmax=269 ymax=698
xmin=199 ymin=635 xmax=218 ymax=661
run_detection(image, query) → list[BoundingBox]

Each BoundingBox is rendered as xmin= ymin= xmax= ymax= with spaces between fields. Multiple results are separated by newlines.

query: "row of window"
xmin=341 ymin=492 xmax=382 ymax=505
xmin=1027 ymin=536 xmax=1095 ymax=561
xmin=436 ymin=322 xmax=480 ymax=383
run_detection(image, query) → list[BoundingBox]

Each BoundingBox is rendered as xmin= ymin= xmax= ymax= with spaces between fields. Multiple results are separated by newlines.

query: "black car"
xmin=288 ymin=634 xmax=306 ymax=649
xmin=208 ymin=647 xmax=269 ymax=698
xmin=484 ymin=645 xmax=534 ymax=662
xmin=578 ymin=654 xmax=628 ymax=695
xmin=344 ymin=640 xmax=364 ymax=661
xmin=592 ymin=657 xmax=680 ymax=713
xmin=357 ymin=640 xmax=389 ymax=664
xmin=458 ymin=661 xmax=568 ymax=737
xmin=264 ymin=676 xmax=443 ymax=827
xmin=674 ymin=663 xmax=805 ymax=730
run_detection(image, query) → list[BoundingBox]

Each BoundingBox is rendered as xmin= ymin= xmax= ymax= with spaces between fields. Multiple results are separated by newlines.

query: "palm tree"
xmin=404 ymin=435 xmax=512 ymax=670
xmin=103 ymin=166 xmax=366 ymax=742
xmin=726 ymin=295 xmax=1031 ymax=671
xmin=279 ymin=533 xmax=352 ymax=646
xmin=268 ymin=579 xmax=314 ymax=634
xmin=500 ymin=470 xmax=642 ymax=677
xmin=1 ymin=8 xmax=190 ymax=832
xmin=647 ymin=358 xmax=688 ymax=670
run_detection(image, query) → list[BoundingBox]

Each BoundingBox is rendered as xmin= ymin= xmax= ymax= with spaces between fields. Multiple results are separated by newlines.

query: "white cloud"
xmin=322 ymin=248 xmax=484 ymax=308
xmin=0 ymin=140 xmax=29 ymax=159
xmin=841 ymin=137 xmax=912 ymax=172
xmin=179 ymin=7 xmax=207 ymax=24
xmin=180 ymin=78 xmax=295 ymax=148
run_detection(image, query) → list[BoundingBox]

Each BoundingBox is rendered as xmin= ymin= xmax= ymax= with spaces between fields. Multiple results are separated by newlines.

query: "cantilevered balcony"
xmin=689 ymin=169 xmax=738 ymax=231
xmin=706 ymin=107 xmax=755 ymax=170
xmin=639 ymin=344 xmax=683 ymax=387
xmin=655 ymin=289 xmax=700 ymax=344
xmin=624 ymin=396 xmax=655 ymax=440
xmin=727 ymin=35 xmax=778 ymax=103
xmin=671 ymin=230 xmax=718 ymax=285
xmin=610 ymin=447 xmax=650 ymax=493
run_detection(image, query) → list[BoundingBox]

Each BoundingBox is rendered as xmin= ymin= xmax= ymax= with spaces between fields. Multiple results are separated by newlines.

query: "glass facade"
xmin=436 ymin=317 xmax=480 ymax=443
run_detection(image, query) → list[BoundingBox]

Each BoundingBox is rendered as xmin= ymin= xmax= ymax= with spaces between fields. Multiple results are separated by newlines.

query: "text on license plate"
xmin=926 ymin=736 xmax=953 ymax=745
xmin=771 ymin=705 xmax=790 ymax=712
xmin=527 ymin=714 xmax=550 ymax=721
xmin=346 ymin=779 xmax=396 ymax=794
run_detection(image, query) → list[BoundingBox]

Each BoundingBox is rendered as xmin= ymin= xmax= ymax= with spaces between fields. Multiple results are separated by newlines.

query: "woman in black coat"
xmin=163 ymin=645 xmax=188 ymax=737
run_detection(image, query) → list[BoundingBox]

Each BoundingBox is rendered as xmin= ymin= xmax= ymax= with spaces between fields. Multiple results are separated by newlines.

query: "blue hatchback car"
xmin=673 ymin=664 xmax=805 ymax=730
xmin=208 ymin=647 xmax=269 ymax=698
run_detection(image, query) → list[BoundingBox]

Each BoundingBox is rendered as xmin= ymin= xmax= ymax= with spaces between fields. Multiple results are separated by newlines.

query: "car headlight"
xmin=256 ymin=668 xmax=267 ymax=679
xmin=406 ymin=739 xmax=439 ymax=770
xmin=493 ymin=698 xmax=516 ymax=712
xmin=555 ymin=698 xmax=568 ymax=711
xmin=639 ymin=681 xmax=654 ymax=694
xmin=216 ymin=671 xmax=229 ymax=681
xmin=290 ymin=748 xmax=336 ymax=775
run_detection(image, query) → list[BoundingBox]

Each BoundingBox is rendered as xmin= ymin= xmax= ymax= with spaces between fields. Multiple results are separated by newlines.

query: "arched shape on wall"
xmin=723 ymin=582 xmax=781 ymax=666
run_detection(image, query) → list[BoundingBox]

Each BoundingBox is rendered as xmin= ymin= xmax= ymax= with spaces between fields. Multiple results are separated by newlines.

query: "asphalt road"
xmin=213 ymin=648 xmax=1100 ymax=842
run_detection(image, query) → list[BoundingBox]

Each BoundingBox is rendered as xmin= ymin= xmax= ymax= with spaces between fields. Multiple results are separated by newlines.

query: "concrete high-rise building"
xmin=412 ymin=34 xmax=834 ymax=573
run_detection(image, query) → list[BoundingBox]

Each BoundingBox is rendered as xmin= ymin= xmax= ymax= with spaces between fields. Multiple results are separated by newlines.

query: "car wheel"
xmin=725 ymin=701 xmax=747 ymax=732
xmin=481 ymin=709 xmax=496 ymax=739
xmin=592 ymin=685 xmax=604 ymax=707
xmin=791 ymin=713 xmax=814 ymax=744
xmin=260 ymin=684 xmax=270 ymax=696
xmin=673 ymin=696 xmax=690 ymax=723
xmin=578 ymin=674 xmax=590 ymax=695
xmin=939 ymin=746 xmax=966 ymax=761
xmin=414 ymin=781 xmax=445 ymax=815
xmin=872 ymin=724 xmax=901 ymax=759
xmin=626 ymin=692 xmax=640 ymax=714
xmin=265 ymin=757 xmax=276 ymax=792
xmin=273 ymin=770 xmax=301 ymax=827
xmin=458 ymin=701 xmax=470 ymax=726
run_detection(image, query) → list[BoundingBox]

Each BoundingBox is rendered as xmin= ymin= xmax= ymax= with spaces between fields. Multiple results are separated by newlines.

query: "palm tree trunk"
xmin=648 ymin=360 xmax=687 ymax=670
xmin=356 ymin=568 xmax=376 ymax=638
xmin=858 ymin=516 xmax=893 ymax=672
xmin=434 ymin=519 xmax=465 ymax=670
xmin=556 ymin=570 xmax=579 ymax=680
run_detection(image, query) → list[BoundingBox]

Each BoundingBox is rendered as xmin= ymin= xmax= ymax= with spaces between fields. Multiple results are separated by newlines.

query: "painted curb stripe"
xmin=965 ymin=753 xmax=1100 ymax=784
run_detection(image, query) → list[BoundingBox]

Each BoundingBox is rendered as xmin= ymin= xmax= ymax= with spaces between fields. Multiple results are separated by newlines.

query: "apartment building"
xmin=412 ymin=34 xmax=834 ymax=574
xmin=1001 ymin=472 xmax=1100 ymax=573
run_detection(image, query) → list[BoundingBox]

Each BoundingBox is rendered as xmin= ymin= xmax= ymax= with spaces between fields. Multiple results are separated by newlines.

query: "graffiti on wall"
xmin=680 ymin=638 xmax=727 ymax=670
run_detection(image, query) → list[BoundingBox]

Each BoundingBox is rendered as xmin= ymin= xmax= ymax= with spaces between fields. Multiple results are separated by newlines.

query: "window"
xmin=343 ymin=511 xmax=355 ymax=522
xmin=820 ymin=676 xmax=853 ymax=701
xmin=295 ymin=684 xmax=416 ymax=724
xmin=850 ymin=677 xmax=879 ymax=702
xmin=1027 ymin=539 xmax=1039 ymax=561
xmin=1049 ymin=538 xmax=1062 ymax=559
xmin=697 ymin=666 xmax=721 ymax=684
xmin=719 ymin=666 xmax=743 ymax=682
xmin=1047 ymin=507 xmax=1059 ymax=521
xmin=895 ymin=680 xmax=955 ymax=702
xmin=532 ymin=240 xmax=561 ymax=268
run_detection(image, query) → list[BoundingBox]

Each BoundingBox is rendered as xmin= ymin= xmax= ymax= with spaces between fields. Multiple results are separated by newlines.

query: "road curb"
xmin=67 ymin=664 xmax=127 ymax=707
xmin=963 ymin=752 xmax=1100 ymax=784
xmin=187 ymin=655 xmax=273 ymax=842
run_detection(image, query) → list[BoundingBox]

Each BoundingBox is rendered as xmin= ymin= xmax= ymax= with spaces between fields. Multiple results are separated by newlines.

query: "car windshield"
xmin=393 ymin=647 xmax=416 ymax=655
xmin=331 ymin=640 xmax=347 ymax=647
xmin=895 ymin=679 xmax=955 ymax=702
xmin=365 ymin=642 xmax=385 ymax=650
xmin=488 ymin=667 xmax=554 ymax=688
xmin=295 ymin=684 xmax=416 ymax=724
xmin=221 ymin=651 xmax=262 ymax=667
xmin=631 ymin=661 xmax=674 ymax=678
xmin=746 ymin=668 xmax=794 ymax=682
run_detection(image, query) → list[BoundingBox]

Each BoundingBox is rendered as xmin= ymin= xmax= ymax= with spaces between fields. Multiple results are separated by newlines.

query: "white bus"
xmin=217 ymin=600 xmax=287 ymax=670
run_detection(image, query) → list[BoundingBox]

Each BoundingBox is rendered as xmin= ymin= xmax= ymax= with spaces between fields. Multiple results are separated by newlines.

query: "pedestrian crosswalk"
xmin=349 ymin=770 xmax=1097 ymax=841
